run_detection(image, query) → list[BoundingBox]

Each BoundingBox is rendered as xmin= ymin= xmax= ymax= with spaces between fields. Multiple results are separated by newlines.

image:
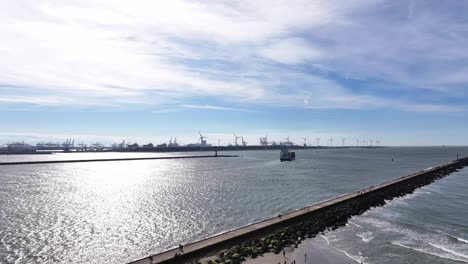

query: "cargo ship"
xmin=280 ymin=146 xmax=295 ymax=161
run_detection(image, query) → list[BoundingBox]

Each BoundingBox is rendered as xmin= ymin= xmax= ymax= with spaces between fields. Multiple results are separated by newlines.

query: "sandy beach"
xmin=199 ymin=236 xmax=358 ymax=264
xmin=242 ymin=236 xmax=358 ymax=264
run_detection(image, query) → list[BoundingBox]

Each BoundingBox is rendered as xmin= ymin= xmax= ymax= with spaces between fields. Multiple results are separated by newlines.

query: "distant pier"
xmin=128 ymin=157 xmax=468 ymax=264
xmin=0 ymin=154 xmax=238 ymax=166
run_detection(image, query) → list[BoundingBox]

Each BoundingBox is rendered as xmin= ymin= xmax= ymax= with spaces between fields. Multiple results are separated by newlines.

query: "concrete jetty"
xmin=128 ymin=157 xmax=468 ymax=264
xmin=0 ymin=155 xmax=238 ymax=166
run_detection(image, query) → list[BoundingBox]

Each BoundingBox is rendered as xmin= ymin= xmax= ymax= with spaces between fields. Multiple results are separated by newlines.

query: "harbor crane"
xmin=301 ymin=137 xmax=308 ymax=147
xmin=282 ymin=136 xmax=293 ymax=146
xmin=241 ymin=136 xmax=247 ymax=146
xmin=198 ymin=131 xmax=208 ymax=146
xmin=259 ymin=133 xmax=269 ymax=146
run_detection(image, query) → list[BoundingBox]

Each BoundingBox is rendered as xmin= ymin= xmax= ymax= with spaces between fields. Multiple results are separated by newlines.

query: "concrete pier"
xmin=128 ymin=157 xmax=468 ymax=264
xmin=0 ymin=155 xmax=238 ymax=166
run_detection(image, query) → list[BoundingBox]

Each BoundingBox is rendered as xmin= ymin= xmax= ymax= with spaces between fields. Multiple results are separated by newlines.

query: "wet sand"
xmin=242 ymin=236 xmax=357 ymax=264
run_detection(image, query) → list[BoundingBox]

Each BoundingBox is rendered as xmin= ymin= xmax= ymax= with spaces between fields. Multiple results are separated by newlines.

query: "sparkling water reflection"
xmin=0 ymin=147 xmax=467 ymax=263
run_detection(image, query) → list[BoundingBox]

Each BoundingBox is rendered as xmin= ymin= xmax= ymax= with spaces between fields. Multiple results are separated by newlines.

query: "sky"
xmin=0 ymin=0 xmax=467 ymax=146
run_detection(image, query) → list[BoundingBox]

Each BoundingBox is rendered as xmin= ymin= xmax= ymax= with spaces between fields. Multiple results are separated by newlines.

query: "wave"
xmin=319 ymin=235 xmax=330 ymax=246
xmin=428 ymin=242 xmax=468 ymax=259
xmin=384 ymin=189 xmax=430 ymax=207
xmin=391 ymin=242 xmax=468 ymax=263
xmin=356 ymin=231 xmax=373 ymax=243
xmin=333 ymin=246 xmax=366 ymax=263
xmin=349 ymin=220 xmax=364 ymax=229
xmin=458 ymin=237 xmax=468 ymax=244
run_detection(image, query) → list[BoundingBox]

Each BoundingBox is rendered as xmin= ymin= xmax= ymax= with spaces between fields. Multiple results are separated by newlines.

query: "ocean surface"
xmin=0 ymin=147 xmax=467 ymax=264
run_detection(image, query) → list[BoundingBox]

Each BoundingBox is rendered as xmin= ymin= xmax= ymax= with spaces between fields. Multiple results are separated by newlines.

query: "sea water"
xmin=0 ymin=147 xmax=467 ymax=263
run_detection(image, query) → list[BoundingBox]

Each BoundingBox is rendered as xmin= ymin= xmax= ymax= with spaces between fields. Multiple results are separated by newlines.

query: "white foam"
xmin=319 ymin=235 xmax=330 ymax=246
xmin=458 ymin=237 xmax=468 ymax=244
xmin=392 ymin=242 xmax=468 ymax=263
xmin=333 ymin=246 xmax=366 ymax=263
xmin=356 ymin=231 xmax=373 ymax=243
xmin=429 ymin=243 xmax=468 ymax=259
xmin=349 ymin=220 xmax=364 ymax=229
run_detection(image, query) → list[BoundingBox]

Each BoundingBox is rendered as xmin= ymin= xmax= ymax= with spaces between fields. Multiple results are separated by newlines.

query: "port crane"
xmin=259 ymin=133 xmax=269 ymax=146
xmin=241 ymin=136 xmax=247 ymax=146
xmin=198 ymin=131 xmax=208 ymax=146
xmin=282 ymin=136 xmax=293 ymax=146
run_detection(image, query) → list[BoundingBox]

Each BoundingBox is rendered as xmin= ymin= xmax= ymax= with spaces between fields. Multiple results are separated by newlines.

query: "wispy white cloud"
xmin=258 ymin=38 xmax=323 ymax=64
xmin=0 ymin=0 xmax=467 ymax=112
xmin=181 ymin=104 xmax=252 ymax=112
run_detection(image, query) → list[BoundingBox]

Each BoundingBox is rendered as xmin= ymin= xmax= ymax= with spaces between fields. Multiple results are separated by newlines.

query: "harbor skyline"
xmin=1 ymin=1 xmax=468 ymax=146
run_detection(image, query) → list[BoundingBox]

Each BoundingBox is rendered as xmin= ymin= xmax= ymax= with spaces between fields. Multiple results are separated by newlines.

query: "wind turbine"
xmin=341 ymin=137 xmax=346 ymax=147
xmin=301 ymin=137 xmax=308 ymax=147
xmin=233 ymin=133 xmax=241 ymax=146
xmin=316 ymin=137 xmax=320 ymax=147
xmin=329 ymin=137 xmax=333 ymax=147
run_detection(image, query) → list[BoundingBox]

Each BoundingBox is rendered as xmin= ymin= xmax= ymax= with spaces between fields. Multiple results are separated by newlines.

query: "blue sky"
xmin=0 ymin=0 xmax=467 ymax=146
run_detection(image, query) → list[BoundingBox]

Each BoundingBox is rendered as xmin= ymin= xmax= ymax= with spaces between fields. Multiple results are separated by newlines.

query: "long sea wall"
xmin=129 ymin=157 xmax=468 ymax=264
xmin=0 ymin=155 xmax=237 ymax=166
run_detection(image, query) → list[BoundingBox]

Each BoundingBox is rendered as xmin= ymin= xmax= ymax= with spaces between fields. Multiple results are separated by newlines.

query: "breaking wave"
xmin=392 ymin=242 xmax=468 ymax=263
xmin=428 ymin=243 xmax=468 ymax=259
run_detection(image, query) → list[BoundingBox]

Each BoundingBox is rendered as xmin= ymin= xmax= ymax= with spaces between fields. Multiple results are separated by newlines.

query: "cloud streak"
xmin=0 ymin=0 xmax=467 ymax=112
xmin=181 ymin=104 xmax=252 ymax=112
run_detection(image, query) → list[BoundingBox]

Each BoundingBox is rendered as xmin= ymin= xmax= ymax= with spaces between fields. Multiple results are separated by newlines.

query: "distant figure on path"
xmin=179 ymin=244 xmax=184 ymax=252
xmin=305 ymin=253 xmax=307 ymax=262
xmin=283 ymin=250 xmax=286 ymax=258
